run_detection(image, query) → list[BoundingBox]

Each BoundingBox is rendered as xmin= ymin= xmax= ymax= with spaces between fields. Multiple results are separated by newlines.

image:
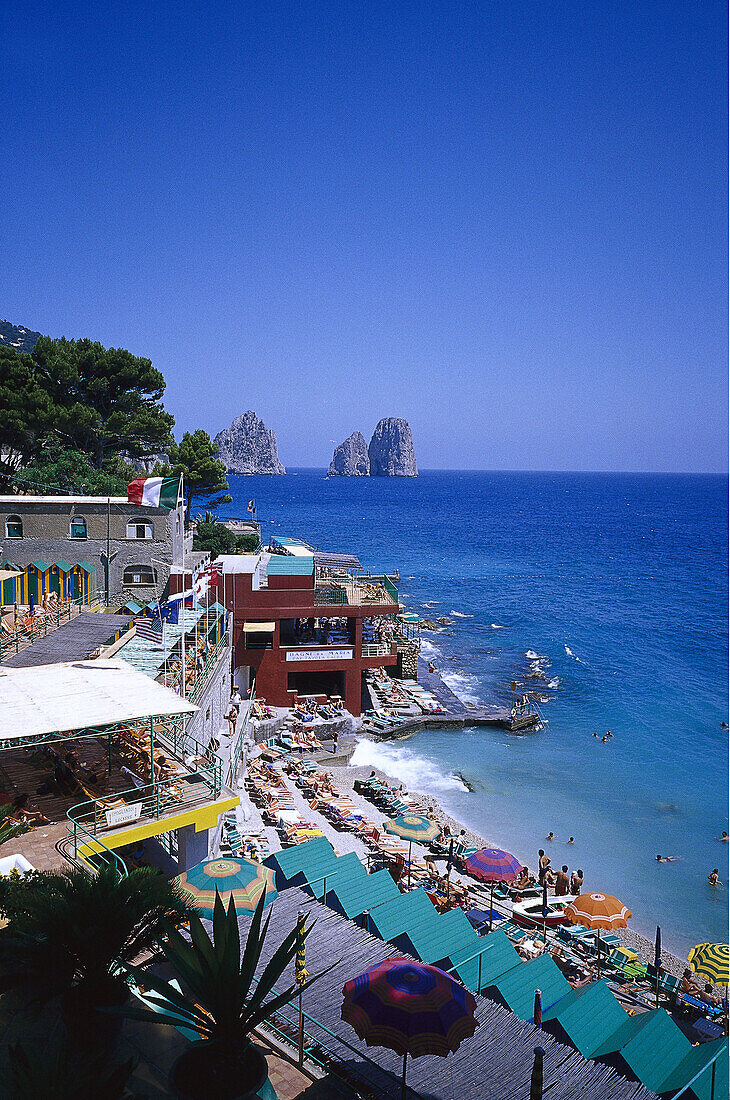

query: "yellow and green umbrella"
xmin=385 ymin=814 xmax=441 ymax=888
xmin=174 ymin=857 xmax=277 ymax=918
xmin=688 ymin=942 xmax=729 ymax=987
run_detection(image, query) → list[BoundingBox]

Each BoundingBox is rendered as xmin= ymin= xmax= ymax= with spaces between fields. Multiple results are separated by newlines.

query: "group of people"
xmin=538 ymin=847 xmax=583 ymax=895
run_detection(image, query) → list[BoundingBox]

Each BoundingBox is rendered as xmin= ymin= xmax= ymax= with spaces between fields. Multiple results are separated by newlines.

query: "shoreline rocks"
xmin=214 ymin=411 xmax=285 ymax=475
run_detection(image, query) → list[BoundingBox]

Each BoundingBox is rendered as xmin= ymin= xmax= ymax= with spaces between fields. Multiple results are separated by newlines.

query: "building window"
xmin=126 ymin=517 xmax=153 ymax=540
xmin=123 ymin=565 xmax=156 ymax=586
xmin=70 ymin=516 xmax=87 ymax=539
xmin=5 ymin=515 xmax=23 ymax=539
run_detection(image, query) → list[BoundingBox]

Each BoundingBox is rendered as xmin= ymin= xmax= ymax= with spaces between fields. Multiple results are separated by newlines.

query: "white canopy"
xmin=0 ymin=659 xmax=197 ymax=744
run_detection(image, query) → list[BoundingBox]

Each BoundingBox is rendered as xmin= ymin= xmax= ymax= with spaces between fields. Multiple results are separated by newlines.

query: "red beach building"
xmin=204 ymin=538 xmax=400 ymax=715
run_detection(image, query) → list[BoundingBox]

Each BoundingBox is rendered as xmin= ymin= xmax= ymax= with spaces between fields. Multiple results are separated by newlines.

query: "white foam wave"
xmin=564 ymin=644 xmax=586 ymax=664
xmin=525 ymin=650 xmax=541 ymax=660
xmin=547 ymin=677 xmax=560 ymax=689
xmin=422 ymin=600 xmax=439 ymax=607
xmin=440 ymin=669 xmax=482 ymax=705
xmin=450 ymin=610 xmax=473 ymax=618
xmin=350 ymin=739 xmax=468 ymax=794
xmin=490 ymin=623 xmax=505 ymax=629
xmin=419 ymin=638 xmax=440 ymax=659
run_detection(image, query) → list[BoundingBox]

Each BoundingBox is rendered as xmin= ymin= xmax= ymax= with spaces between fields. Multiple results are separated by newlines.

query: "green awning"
xmin=54 ymin=560 xmax=73 ymax=573
xmin=76 ymin=561 xmax=96 ymax=574
xmin=29 ymin=560 xmax=50 ymax=572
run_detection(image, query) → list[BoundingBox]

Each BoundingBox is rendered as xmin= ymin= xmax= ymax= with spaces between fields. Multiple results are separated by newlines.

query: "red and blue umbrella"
xmin=464 ymin=847 xmax=522 ymax=932
xmin=463 ymin=847 xmax=522 ymax=882
xmin=342 ymin=959 xmax=477 ymax=1099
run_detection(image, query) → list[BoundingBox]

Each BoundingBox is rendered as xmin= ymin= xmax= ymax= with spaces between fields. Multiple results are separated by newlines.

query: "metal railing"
xmin=226 ymin=689 xmax=256 ymax=787
xmin=361 ymin=642 xmax=397 ymax=657
xmin=314 ymin=577 xmax=399 ymax=608
xmin=0 ymin=587 xmax=110 ymax=661
xmin=63 ymin=812 xmax=129 ymax=878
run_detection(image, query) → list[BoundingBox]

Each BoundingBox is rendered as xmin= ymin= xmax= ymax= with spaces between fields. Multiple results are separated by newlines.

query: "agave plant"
xmin=120 ymin=890 xmax=332 ymax=1093
xmin=0 ymin=864 xmax=195 ymax=1007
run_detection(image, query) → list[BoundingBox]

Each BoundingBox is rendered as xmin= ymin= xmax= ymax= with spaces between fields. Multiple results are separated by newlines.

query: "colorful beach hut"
xmin=50 ymin=560 xmax=74 ymax=599
xmin=73 ymin=561 xmax=96 ymax=603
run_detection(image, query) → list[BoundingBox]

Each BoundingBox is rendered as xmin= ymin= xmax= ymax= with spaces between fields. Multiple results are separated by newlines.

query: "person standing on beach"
xmin=570 ymin=869 xmax=583 ymax=894
xmin=538 ymin=849 xmax=550 ymax=884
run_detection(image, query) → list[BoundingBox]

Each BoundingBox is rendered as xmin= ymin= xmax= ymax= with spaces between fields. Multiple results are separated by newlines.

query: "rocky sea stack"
xmin=327 ymin=431 xmax=370 ymax=476
xmin=214 ymin=411 xmax=285 ymax=475
xmin=368 ymin=417 xmax=418 ymax=477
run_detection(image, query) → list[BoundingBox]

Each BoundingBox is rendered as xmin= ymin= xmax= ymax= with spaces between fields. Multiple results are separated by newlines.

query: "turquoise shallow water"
xmin=219 ymin=470 xmax=729 ymax=954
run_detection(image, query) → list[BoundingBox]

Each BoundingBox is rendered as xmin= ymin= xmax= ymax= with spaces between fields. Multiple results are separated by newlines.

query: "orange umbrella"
xmin=564 ymin=891 xmax=632 ymax=930
xmin=564 ymin=892 xmax=632 ymax=978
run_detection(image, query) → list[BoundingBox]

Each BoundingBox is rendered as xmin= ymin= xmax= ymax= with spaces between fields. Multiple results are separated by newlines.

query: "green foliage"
xmin=19 ymin=450 xmax=134 ymax=496
xmin=162 ymin=430 xmax=231 ymax=518
xmin=120 ymin=891 xmax=331 ymax=1071
xmin=0 ymin=865 xmax=195 ymax=1005
xmin=0 ymin=807 xmax=30 ymax=850
xmin=9 ymin=1037 xmax=135 ymax=1100
xmin=31 ymin=336 xmax=175 ymax=469
xmin=193 ymin=513 xmax=259 ymax=556
xmin=0 ymin=348 xmax=54 ymax=490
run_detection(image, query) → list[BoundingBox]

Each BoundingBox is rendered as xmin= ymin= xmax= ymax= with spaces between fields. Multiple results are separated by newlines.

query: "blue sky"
xmin=1 ymin=2 xmax=726 ymax=472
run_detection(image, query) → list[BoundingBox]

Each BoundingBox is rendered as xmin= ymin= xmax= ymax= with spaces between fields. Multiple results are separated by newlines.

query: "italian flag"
xmin=127 ymin=476 xmax=180 ymax=510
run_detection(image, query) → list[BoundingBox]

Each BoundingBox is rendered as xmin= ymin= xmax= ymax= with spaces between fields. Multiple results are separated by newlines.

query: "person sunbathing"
xmin=514 ymin=866 xmax=533 ymax=890
xmin=9 ymin=794 xmax=50 ymax=826
xmin=681 ymin=968 xmax=702 ymax=995
xmin=699 ymin=982 xmax=721 ymax=1006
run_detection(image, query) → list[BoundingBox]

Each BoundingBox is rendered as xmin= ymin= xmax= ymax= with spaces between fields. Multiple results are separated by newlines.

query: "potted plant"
xmin=119 ymin=891 xmax=331 ymax=1100
xmin=0 ymin=864 xmax=194 ymax=1048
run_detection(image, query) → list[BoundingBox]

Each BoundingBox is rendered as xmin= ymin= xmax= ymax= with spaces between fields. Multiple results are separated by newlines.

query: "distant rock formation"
xmin=0 ymin=320 xmax=41 ymax=355
xmin=368 ymin=418 xmax=418 ymax=477
xmin=214 ymin=411 xmax=285 ymax=475
xmin=327 ymin=431 xmax=370 ymax=476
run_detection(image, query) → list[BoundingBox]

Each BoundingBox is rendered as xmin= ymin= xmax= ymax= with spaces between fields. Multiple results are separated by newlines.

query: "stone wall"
xmin=185 ymin=641 xmax=232 ymax=751
xmin=395 ymin=642 xmax=419 ymax=680
xmin=0 ymin=497 xmax=191 ymax=601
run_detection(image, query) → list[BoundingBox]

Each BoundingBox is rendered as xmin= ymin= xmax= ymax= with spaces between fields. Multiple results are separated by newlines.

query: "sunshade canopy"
xmin=464 ymin=848 xmax=522 ymax=883
xmin=688 ymin=942 xmax=729 ymax=986
xmin=385 ymin=814 xmax=441 ymax=844
xmin=564 ymin=892 xmax=632 ymax=931
xmin=175 ymin=857 xmax=277 ymax=918
xmin=0 ymin=659 xmax=197 ymax=745
xmin=0 ymin=568 xmax=21 ymax=582
xmin=242 ymin=621 xmax=276 ymax=633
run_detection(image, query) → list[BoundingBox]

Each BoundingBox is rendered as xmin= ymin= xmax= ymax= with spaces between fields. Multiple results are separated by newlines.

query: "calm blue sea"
xmin=219 ymin=470 xmax=728 ymax=954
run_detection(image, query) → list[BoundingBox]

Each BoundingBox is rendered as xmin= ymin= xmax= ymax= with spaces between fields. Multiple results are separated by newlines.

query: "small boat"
xmin=511 ymin=894 xmax=577 ymax=929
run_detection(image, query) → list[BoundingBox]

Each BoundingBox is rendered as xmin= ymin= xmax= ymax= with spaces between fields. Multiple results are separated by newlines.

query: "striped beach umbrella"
xmin=385 ymin=813 xmax=441 ymax=844
xmin=385 ymin=814 xmax=440 ymax=888
xmin=564 ymin=892 xmax=632 ymax=978
xmin=464 ymin=847 xmax=522 ymax=882
xmin=174 ymin=857 xmax=277 ymax=919
xmin=464 ymin=848 xmax=522 ymax=932
xmin=564 ymin=892 xmax=632 ymax=931
xmin=688 ymin=943 xmax=729 ymax=987
xmin=342 ymin=959 xmax=477 ymax=1100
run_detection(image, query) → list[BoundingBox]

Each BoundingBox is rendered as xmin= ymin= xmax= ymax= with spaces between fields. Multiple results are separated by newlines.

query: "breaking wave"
xmin=440 ymin=669 xmax=482 ymax=705
xmin=450 ymin=610 xmax=474 ymax=618
xmin=419 ymin=638 xmax=440 ymax=659
xmin=350 ymin=739 xmax=469 ymax=794
xmin=564 ymin=645 xmax=586 ymax=664
xmin=491 ymin=623 xmax=505 ymax=629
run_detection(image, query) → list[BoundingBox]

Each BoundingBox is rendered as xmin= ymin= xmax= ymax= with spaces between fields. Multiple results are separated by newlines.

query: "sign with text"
xmin=285 ymin=648 xmax=353 ymax=662
xmin=105 ymin=802 xmax=143 ymax=828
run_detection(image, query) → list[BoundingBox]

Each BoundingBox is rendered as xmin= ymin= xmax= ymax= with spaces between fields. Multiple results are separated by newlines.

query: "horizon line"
xmin=226 ymin=467 xmax=729 ymax=477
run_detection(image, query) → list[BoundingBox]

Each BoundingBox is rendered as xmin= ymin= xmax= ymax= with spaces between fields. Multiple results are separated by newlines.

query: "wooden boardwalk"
xmin=238 ymin=887 xmax=656 ymax=1100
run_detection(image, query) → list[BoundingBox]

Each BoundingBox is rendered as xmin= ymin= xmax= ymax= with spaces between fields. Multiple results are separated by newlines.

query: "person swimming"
xmin=708 ymin=868 xmax=722 ymax=886
xmin=546 ymin=831 xmax=555 ymax=841
xmin=567 ymin=836 xmax=575 ymax=844
xmin=656 ymin=855 xmax=680 ymax=863
xmin=717 ymin=831 xmax=729 ymax=842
